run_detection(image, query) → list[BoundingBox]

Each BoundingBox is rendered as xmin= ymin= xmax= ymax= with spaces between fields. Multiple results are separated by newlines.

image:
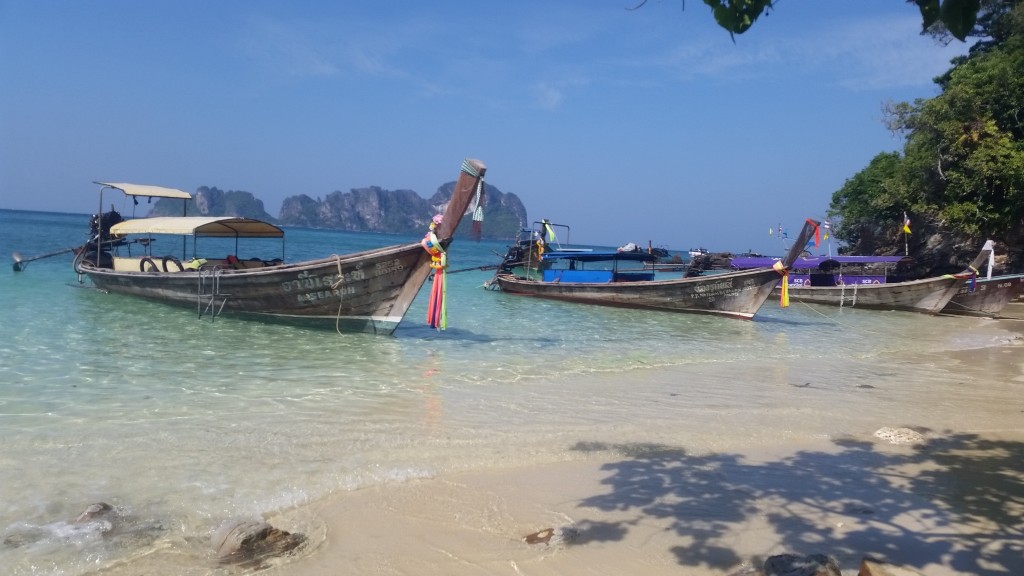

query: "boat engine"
xmin=88 ymin=209 xmax=124 ymax=243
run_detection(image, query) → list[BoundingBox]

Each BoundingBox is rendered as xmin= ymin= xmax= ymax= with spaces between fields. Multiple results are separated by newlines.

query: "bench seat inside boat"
xmin=113 ymin=256 xmax=190 ymax=272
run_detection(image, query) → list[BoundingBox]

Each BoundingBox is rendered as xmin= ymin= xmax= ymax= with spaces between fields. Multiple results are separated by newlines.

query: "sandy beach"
xmin=259 ymin=320 xmax=1024 ymax=576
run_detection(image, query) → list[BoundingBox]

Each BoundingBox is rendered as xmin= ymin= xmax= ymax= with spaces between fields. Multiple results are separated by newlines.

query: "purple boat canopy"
xmin=730 ymin=255 xmax=914 ymax=270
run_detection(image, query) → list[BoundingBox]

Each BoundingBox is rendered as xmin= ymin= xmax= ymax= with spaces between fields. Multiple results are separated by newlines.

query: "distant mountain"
xmin=150 ymin=181 xmax=527 ymax=240
xmin=279 ymin=181 xmax=526 ymax=240
xmin=149 ymin=186 xmax=276 ymax=222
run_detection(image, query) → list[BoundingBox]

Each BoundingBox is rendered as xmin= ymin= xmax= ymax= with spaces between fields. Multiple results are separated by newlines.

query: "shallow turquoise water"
xmin=1 ymin=208 xmax=1021 ymax=575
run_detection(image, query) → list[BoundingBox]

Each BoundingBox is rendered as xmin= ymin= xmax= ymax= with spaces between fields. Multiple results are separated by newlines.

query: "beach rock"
xmin=3 ymin=502 xmax=117 ymax=548
xmin=211 ymin=517 xmax=305 ymax=565
xmin=764 ymin=553 xmax=841 ymax=576
xmin=873 ymin=427 xmax=925 ymax=445
xmin=858 ymin=557 xmax=925 ymax=575
xmin=523 ymin=525 xmax=579 ymax=546
xmin=75 ymin=502 xmax=113 ymax=523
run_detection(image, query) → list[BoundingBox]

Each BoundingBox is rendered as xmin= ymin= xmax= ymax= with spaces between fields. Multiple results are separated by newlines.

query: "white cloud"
xmin=239 ymin=16 xmax=339 ymax=78
xmin=622 ymin=12 xmax=969 ymax=91
xmin=815 ymin=15 xmax=968 ymax=91
xmin=533 ymin=82 xmax=565 ymax=109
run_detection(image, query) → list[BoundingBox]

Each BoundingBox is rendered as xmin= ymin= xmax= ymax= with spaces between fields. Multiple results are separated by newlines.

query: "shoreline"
xmin=80 ymin=313 xmax=1024 ymax=576
xmin=264 ymin=323 xmax=1024 ymax=576
xmin=270 ymin=429 xmax=1024 ymax=576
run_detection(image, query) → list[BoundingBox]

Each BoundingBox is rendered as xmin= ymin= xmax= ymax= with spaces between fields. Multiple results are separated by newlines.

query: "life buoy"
xmin=162 ymin=256 xmax=184 ymax=272
xmin=140 ymin=257 xmax=160 ymax=272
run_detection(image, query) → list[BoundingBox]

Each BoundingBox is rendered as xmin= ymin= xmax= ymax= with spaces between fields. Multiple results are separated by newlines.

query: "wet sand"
xmin=271 ymin=432 xmax=1024 ymax=576
xmin=270 ymin=323 xmax=1024 ymax=576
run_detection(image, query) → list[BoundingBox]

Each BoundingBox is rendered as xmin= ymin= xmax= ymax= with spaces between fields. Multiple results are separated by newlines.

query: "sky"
xmin=0 ymin=1 xmax=973 ymax=254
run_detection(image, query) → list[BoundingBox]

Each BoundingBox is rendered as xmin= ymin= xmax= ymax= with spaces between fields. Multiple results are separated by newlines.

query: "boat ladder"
xmin=197 ymin=267 xmax=231 ymax=320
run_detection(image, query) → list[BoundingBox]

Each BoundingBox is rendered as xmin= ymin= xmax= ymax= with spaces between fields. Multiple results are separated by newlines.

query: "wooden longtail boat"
xmin=487 ymin=219 xmax=820 ymax=320
xmin=730 ymin=244 xmax=993 ymax=314
xmin=72 ymin=158 xmax=487 ymax=334
xmin=939 ymin=239 xmax=1024 ymax=316
xmin=942 ymin=273 xmax=1024 ymax=316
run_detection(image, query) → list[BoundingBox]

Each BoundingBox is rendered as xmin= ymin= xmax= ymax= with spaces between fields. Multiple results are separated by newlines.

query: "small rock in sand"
xmin=75 ymin=502 xmax=113 ymax=523
xmin=211 ymin=517 xmax=305 ymax=565
xmin=873 ymin=427 xmax=926 ymax=445
xmin=764 ymin=553 xmax=841 ymax=576
xmin=524 ymin=525 xmax=579 ymax=546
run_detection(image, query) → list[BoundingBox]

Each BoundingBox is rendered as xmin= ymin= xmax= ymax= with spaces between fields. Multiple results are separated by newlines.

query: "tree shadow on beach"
xmin=568 ymin=433 xmax=1024 ymax=575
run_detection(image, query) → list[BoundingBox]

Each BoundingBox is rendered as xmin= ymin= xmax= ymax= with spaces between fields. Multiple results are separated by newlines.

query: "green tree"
xmin=829 ymin=152 xmax=915 ymax=254
xmin=826 ymin=1 xmax=1024 ymax=270
xmin=879 ymin=7 xmax=1024 ymax=235
xmin=633 ymin=0 xmax=995 ymax=41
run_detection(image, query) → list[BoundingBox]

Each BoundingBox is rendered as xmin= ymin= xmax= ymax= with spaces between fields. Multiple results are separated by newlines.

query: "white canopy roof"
xmin=95 ymin=181 xmax=193 ymax=200
xmin=110 ymin=217 xmax=284 ymax=238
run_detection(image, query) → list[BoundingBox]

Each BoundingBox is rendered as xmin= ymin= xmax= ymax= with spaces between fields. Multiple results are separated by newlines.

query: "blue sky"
xmin=0 ymin=1 xmax=971 ymax=254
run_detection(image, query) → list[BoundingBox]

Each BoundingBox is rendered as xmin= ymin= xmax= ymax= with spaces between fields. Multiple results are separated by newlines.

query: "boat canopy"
xmin=731 ymin=255 xmax=913 ymax=270
xmin=110 ymin=217 xmax=284 ymax=238
xmin=94 ymin=182 xmax=193 ymax=200
xmin=543 ymin=250 xmax=657 ymax=263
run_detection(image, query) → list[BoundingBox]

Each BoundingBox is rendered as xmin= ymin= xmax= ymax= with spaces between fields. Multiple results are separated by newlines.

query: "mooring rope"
xmin=330 ymin=254 xmax=346 ymax=334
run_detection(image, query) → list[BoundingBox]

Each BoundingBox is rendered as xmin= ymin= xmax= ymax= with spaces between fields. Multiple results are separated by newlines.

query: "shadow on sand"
xmin=568 ymin=432 xmax=1024 ymax=575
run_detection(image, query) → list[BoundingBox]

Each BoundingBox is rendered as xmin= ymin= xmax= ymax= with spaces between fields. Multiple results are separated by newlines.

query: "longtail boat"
xmin=730 ymin=243 xmax=993 ymax=314
xmin=941 ymin=242 xmax=1024 ymax=316
xmin=70 ymin=158 xmax=487 ymax=334
xmin=942 ymin=273 xmax=1024 ymax=316
xmin=486 ymin=218 xmax=820 ymax=320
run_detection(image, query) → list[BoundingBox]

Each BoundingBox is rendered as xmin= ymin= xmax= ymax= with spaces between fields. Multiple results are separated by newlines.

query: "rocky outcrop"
xmin=149 ymin=180 xmax=528 ymax=240
xmin=279 ymin=181 xmax=527 ymax=240
xmin=844 ymin=217 xmax=1020 ymax=277
xmin=149 ymin=187 xmax=276 ymax=222
xmin=279 ymin=186 xmax=432 ymax=234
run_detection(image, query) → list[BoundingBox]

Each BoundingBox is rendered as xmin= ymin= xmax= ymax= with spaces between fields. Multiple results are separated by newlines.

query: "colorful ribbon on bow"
xmin=421 ymin=214 xmax=448 ymax=330
xmin=773 ymin=260 xmax=790 ymax=308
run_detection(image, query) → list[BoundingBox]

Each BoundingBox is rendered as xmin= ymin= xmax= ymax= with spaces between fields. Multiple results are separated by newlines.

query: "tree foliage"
xmin=660 ymin=0 xmax=992 ymax=41
xmin=635 ymin=0 xmax=1024 ymax=267
xmin=829 ymin=0 xmax=1024 ymax=269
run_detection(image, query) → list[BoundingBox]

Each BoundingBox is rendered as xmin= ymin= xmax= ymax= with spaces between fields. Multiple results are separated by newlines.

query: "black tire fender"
xmin=140 ymin=257 xmax=160 ymax=272
xmin=162 ymin=256 xmax=184 ymax=272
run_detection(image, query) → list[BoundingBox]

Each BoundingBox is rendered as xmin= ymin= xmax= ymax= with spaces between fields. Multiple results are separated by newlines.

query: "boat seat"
xmin=808 ymin=273 xmax=837 ymax=287
xmin=614 ymin=271 xmax=656 ymax=282
xmin=113 ymin=256 xmax=140 ymax=272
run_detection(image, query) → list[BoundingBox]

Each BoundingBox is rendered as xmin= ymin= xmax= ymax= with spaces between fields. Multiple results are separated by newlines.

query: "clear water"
xmin=1 ymin=209 xmax=1021 ymax=575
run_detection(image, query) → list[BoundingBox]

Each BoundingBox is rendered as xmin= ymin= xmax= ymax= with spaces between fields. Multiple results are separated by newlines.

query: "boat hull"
xmin=494 ymin=268 xmax=787 ymax=319
xmin=80 ymin=242 xmax=434 ymax=334
xmin=779 ymin=274 xmax=967 ymax=314
xmin=72 ymin=158 xmax=487 ymax=334
xmin=941 ymin=274 xmax=1024 ymax=316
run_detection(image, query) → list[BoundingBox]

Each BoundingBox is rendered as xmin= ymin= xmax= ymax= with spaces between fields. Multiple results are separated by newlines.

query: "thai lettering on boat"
xmin=692 ymin=280 xmax=734 ymax=294
xmin=281 ymin=268 xmax=365 ymax=293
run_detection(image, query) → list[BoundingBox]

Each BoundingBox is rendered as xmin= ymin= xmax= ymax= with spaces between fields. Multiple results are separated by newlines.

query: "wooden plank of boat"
xmin=492 ymin=218 xmax=820 ymax=320
xmin=941 ymin=273 xmax=1024 ymax=317
xmin=73 ymin=158 xmax=487 ymax=334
